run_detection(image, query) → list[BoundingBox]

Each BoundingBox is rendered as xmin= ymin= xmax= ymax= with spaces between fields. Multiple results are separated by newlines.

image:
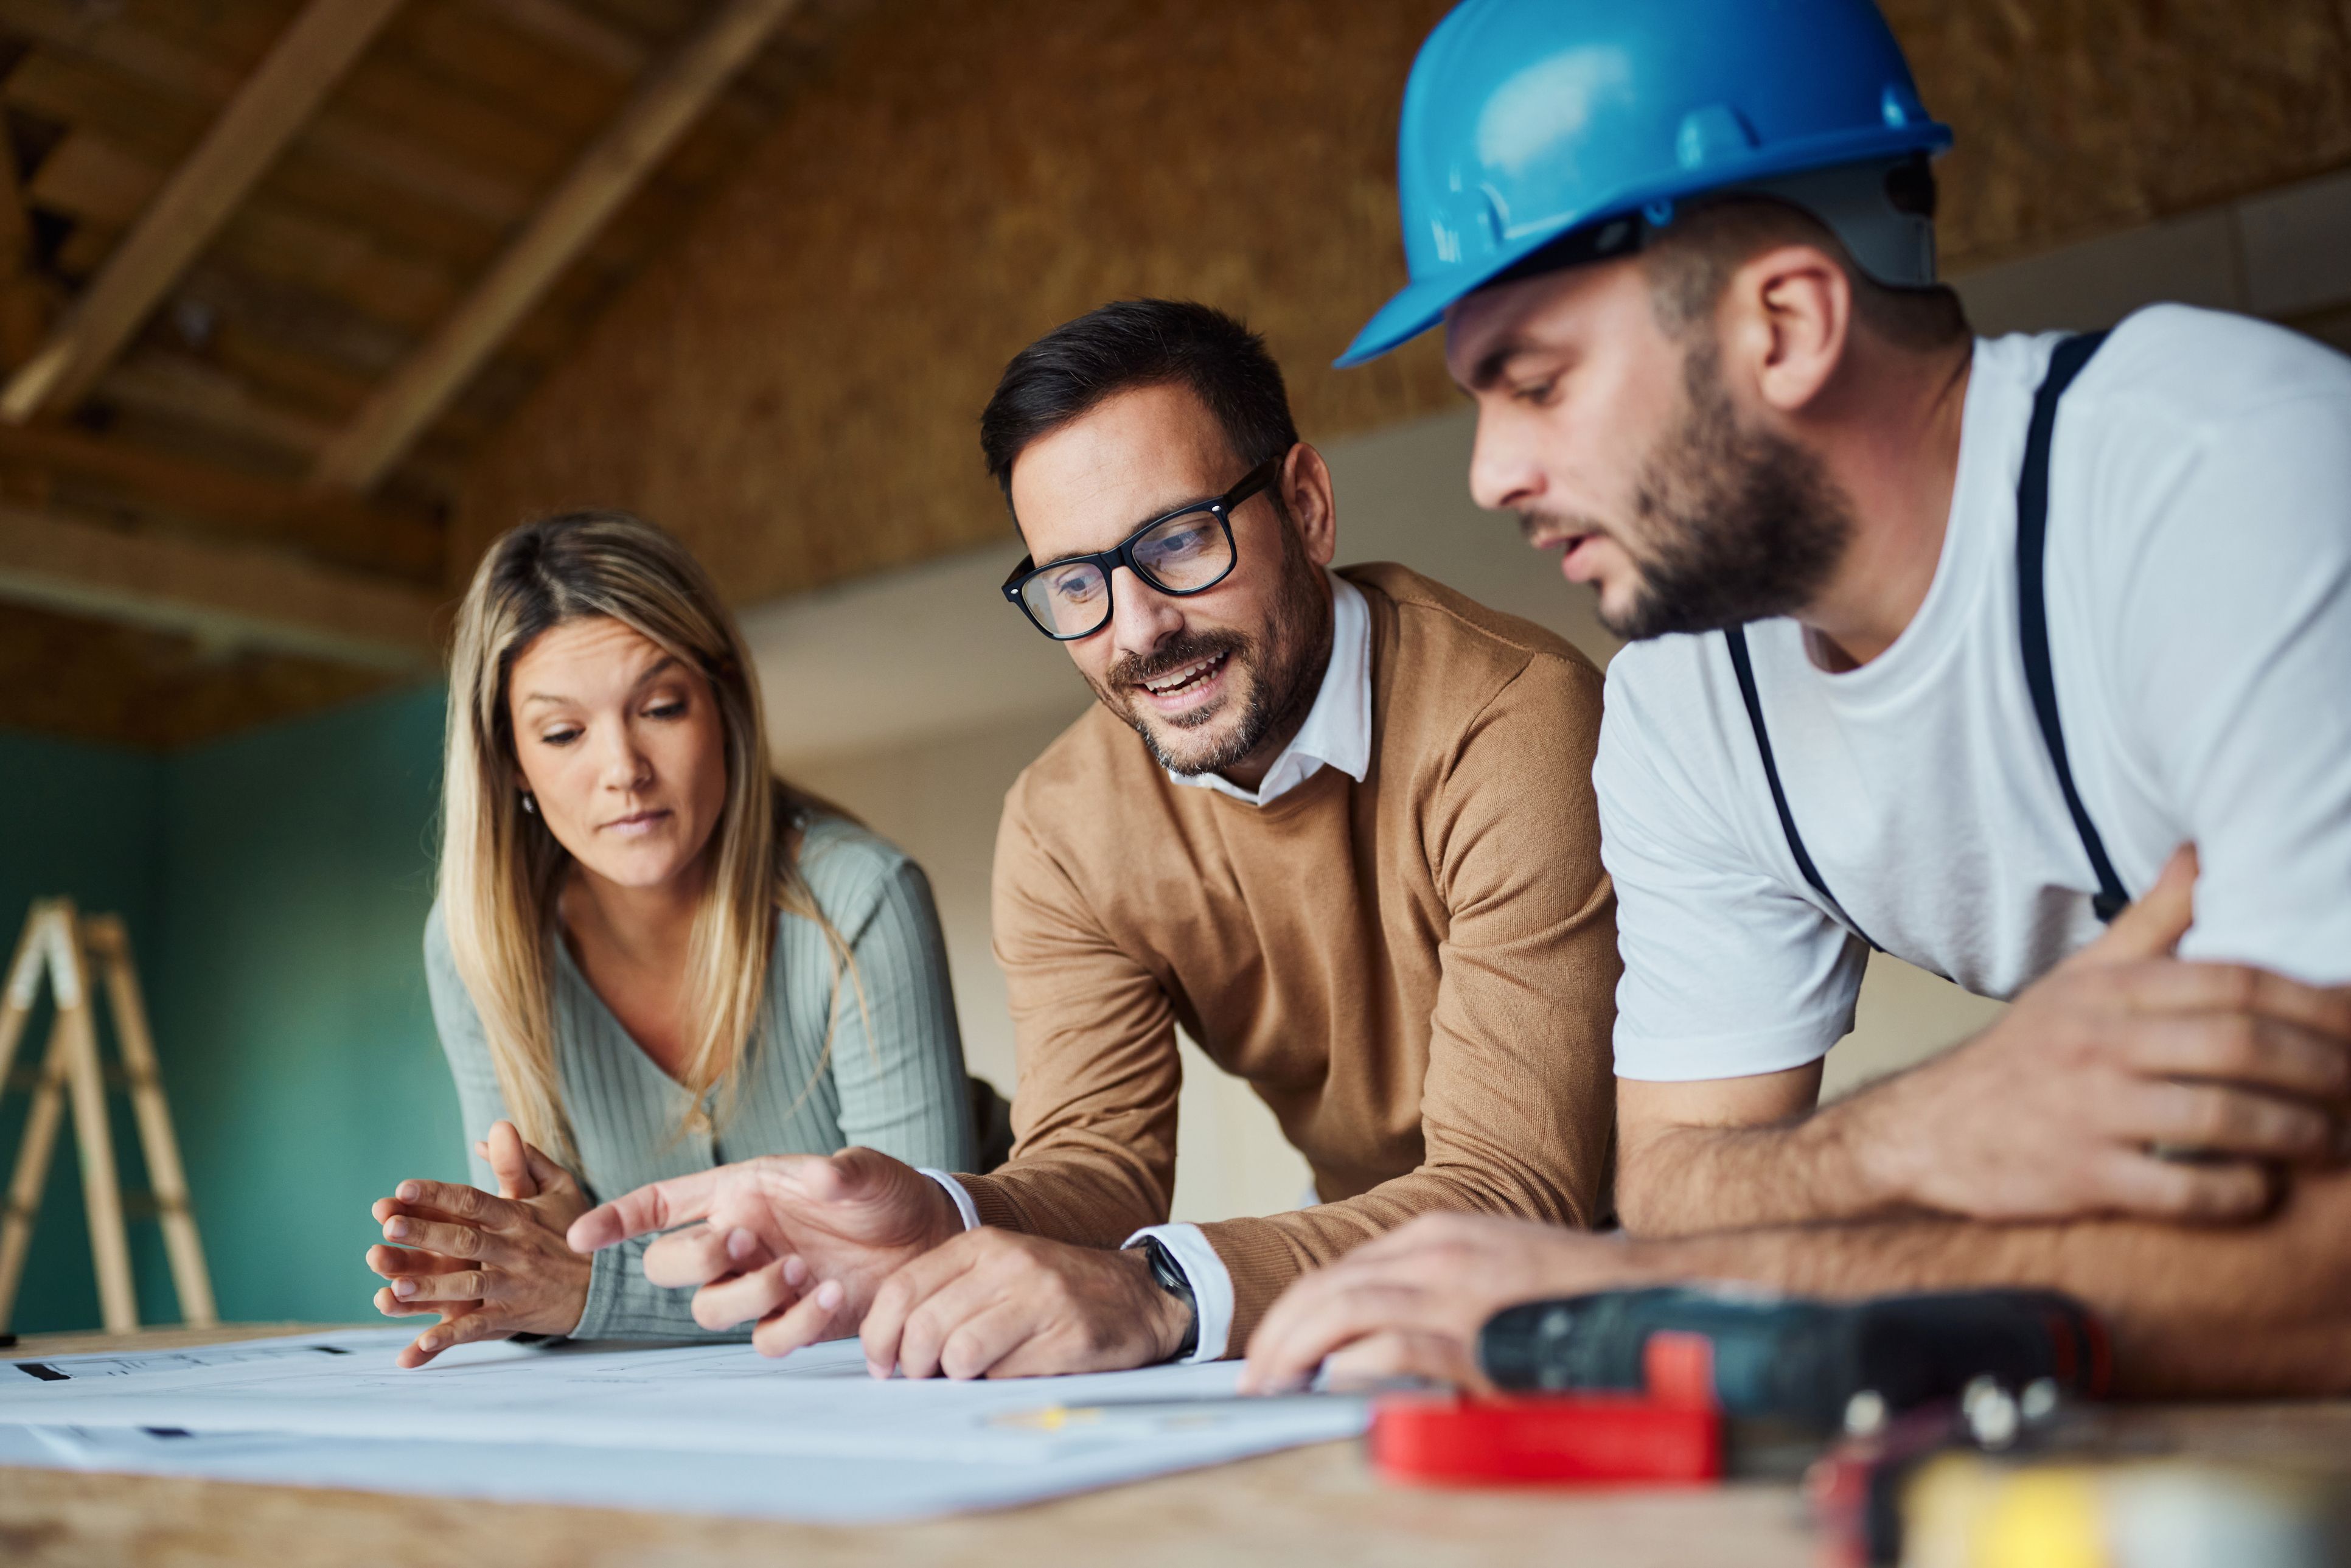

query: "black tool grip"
xmin=1479 ymin=1287 xmax=2108 ymax=1431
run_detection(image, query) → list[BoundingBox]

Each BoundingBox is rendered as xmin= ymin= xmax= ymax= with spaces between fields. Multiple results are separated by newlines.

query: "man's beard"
xmin=1539 ymin=340 xmax=1855 ymax=643
xmin=1092 ymin=516 xmax=1332 ymax=779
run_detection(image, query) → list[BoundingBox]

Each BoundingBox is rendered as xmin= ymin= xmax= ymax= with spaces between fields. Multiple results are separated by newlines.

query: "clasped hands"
xmin=566 ymin=1146 xmax=1193 ymax=1379
xmin=367 ymin=1120 xmax=594 ymax=1368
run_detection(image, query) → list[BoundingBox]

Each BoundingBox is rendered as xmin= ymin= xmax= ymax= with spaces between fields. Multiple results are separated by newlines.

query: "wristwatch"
xmin=1135 ymin=1236 xmax=1200 ymax=1361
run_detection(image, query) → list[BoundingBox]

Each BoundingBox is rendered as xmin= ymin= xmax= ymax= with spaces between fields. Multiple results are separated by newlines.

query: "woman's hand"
xmin=366 ymin=1120 xmax=595 ymax=1369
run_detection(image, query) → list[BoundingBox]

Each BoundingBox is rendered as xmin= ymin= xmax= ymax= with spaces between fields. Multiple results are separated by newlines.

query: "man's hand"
xmin=1859 ymin=848 xmax=2351 ymax=1222
xmin=566 ymin=1147 xmax=966 ymax=1355
xmin=1239 ymin=1213 xmax=1649 ymax=1395
xmin=857 ymin=1230 xmax=1191 ymax=1380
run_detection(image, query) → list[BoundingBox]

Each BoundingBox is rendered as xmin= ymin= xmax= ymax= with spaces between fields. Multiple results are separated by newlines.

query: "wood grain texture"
xmin=313 ymin=0 xmax=806 ymax=489
xmin=0 ymin=603 xmax=403 ymax=750
xmin=0 ymin=501 xmax=442 ymax=666
xmin=0 ymin=1326 xmax=1817 ymax=1568
xmin=0 ymin=420 xmax=442 ymax=582
xmin=453 ymin=0 xmax=2351 ymax=608
xmin=453 ymin=0 xmax=1461 ymax=602
xmin=1895 ymin=0 xmax=2351 ymax=271
xmin=0 ymin=0 xmax=409 ymax=419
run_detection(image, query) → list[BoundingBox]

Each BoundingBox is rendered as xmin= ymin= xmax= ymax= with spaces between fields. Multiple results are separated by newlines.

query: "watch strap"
xmin=1138 ymin=1235 xmax=1200 ymax=1361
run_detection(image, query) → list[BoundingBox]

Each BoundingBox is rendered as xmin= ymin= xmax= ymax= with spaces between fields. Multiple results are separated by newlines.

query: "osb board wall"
xmin=456 ymin=0 xmax=2351 ymax=607
xmin=452 ymin=0 xmax=1457 ymax=598
xmin=1893 ymin=0 xmax=2351 ymax=263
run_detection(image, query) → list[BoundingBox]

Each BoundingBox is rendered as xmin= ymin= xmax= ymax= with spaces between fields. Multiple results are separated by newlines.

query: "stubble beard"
xmin=1538 ymin=338 xmax=1856 ymax=643
xmin=1092 ymin=517 xmax=1333 ymax=779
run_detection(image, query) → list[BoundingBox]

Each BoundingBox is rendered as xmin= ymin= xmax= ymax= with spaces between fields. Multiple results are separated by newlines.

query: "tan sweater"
xmin=958 ymin=563 xmax=1619 ymax=1349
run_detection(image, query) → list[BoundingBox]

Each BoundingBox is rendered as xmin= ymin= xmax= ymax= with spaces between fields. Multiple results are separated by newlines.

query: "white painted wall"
xmin=767 ymin=179 xmax=2351 ymax=1223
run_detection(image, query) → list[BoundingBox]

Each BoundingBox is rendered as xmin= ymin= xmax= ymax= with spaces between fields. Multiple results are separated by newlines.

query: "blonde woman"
xmin=366 ymin=510 xmax=975 ymax=1367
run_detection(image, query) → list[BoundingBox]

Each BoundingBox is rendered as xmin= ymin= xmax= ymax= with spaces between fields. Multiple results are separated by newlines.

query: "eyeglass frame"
xmin=998 ymin=455 xmax=1284 ymax=641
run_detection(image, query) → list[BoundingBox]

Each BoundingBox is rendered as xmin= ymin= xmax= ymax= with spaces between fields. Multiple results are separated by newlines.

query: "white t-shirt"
xmin=1598 ymin=305 xmax=2351 ymax=1083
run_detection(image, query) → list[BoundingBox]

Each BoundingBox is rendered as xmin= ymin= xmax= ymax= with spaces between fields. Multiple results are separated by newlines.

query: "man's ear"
xmin=1281 ymin=443 xmax=1339 ymax=568
xmin=1719 ymin=243 xmax=1852 ymax=417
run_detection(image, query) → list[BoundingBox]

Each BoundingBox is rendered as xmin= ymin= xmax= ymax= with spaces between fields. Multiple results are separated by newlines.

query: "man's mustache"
xmin=1105 ymin=629 xmax=1250 ymax=691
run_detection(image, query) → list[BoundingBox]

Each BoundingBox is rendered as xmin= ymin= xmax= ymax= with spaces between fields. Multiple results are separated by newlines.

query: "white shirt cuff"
xmin=918 ymin=1169 xmax=980 ymax=1232
xmin=1123 ymin=1222 xmax=1233 ymax=1364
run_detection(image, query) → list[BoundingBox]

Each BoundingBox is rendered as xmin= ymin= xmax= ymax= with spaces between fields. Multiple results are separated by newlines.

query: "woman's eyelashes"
xmin=534 ymin=695 xmax=683 ymax=747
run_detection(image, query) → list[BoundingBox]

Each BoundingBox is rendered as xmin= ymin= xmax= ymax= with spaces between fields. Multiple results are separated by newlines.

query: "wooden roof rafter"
xmin=0 ymin=0 xmax=854 ymax=748
xmin=0 ymin=501 xmax=439 ymax=668
xmin=314 ymin=0 xmax=804 ymax=491
xmin=0 ymin=0 xmax=408 ymax=422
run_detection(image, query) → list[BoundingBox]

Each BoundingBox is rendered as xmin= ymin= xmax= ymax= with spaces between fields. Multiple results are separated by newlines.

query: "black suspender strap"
xmin=1722 ymin=329 xmax=2128 ymax=949
xmin=1724 ymin=624 xmax=1882 ymax=952
xmin=2016 ymin=330 xmax=2130 ymax=923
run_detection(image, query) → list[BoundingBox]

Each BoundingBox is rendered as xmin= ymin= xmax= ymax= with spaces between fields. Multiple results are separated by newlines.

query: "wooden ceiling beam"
xmin=0 ymin=502 xmax=439 ymax=669
xmin=0 ymin=0 xmax=409 ymax=423
xmin=0 ymin=0 xmax=535 ymax=228
xmin=0 ymin=138 xmax=55 ymax=369
xmin=0 ymin=420 xmax=441 ymax=583
xmin=473 ymin=0 xmax=651 ymax=78
xmin=313 ymin=0 xmax=802 ymax=492
xmin=97 ymin=355 xmax=339 ymax=461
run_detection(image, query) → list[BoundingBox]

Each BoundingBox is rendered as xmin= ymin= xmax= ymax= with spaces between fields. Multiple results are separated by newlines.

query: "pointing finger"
xmin=570 ymin=1167 xmax=723 ymax=1252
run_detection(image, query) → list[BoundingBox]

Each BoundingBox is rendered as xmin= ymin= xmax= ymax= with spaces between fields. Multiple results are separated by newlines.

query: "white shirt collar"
xmin=1167 ymin=571 xmax=1371 ymax=807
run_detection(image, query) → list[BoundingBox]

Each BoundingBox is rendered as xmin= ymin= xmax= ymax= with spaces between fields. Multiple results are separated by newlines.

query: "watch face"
xmin=1143 ymin=1239 xmax=1182 ymax=1291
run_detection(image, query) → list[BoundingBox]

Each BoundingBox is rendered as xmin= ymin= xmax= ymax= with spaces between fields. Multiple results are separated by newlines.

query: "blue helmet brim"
xmin=1334 ymin=273 xmax=1479 ymax=368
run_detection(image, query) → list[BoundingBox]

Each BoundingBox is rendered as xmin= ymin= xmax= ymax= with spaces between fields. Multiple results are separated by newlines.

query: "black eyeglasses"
xmin=1000 ymin=458 xmax=1280 ymax=641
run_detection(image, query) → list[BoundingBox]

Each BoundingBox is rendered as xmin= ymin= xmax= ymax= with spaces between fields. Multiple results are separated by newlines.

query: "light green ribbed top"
xmin=422 ymin=814 xmax=975 ymax=1340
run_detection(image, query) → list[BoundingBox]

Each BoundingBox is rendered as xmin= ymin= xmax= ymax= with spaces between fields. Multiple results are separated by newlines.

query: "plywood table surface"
xmin=0 ymin=1322 xmax=1819 ymax=1568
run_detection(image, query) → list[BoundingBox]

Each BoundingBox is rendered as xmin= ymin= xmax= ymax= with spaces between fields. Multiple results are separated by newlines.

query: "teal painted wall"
xmin=0 ymin=730 xmax=171 ymax=1332
xmin=1 ymin=683 xmax=465 ymax=1334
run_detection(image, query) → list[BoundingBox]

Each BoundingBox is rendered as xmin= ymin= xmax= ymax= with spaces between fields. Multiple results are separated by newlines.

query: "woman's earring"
xmin=520 ymin=792 xmax=537 ymax=816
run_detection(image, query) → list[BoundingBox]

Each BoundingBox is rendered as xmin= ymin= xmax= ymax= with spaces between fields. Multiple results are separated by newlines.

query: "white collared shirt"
xmin=924 ymin=572 xmax=1374 ymax=1364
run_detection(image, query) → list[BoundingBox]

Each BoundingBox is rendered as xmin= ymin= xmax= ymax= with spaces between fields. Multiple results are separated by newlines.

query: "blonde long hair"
xmin=439 ymin=510 xmax=853 ymax=1160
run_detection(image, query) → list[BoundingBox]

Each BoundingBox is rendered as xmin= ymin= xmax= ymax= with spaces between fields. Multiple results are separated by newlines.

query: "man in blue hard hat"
xmin=1240 ymin=0 xmax=2351 ymax=1395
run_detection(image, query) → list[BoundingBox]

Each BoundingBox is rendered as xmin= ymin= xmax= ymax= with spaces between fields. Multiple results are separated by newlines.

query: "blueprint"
xmin=0 ymin=1328 xmax=1368 ymax=1523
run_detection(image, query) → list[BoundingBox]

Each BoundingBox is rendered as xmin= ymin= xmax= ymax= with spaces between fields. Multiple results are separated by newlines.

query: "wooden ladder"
xmin=0 ymin=898 xmax=217 ymax=1333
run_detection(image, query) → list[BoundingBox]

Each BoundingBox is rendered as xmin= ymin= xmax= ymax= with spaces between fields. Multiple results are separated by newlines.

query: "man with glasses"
xmin=571 ymin=298 xmax=1620 ymax=1376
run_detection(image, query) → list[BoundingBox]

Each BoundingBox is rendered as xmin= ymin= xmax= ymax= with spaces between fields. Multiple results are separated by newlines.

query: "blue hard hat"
xmin=1339 ymin=0 xmax=1953 ymax=366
